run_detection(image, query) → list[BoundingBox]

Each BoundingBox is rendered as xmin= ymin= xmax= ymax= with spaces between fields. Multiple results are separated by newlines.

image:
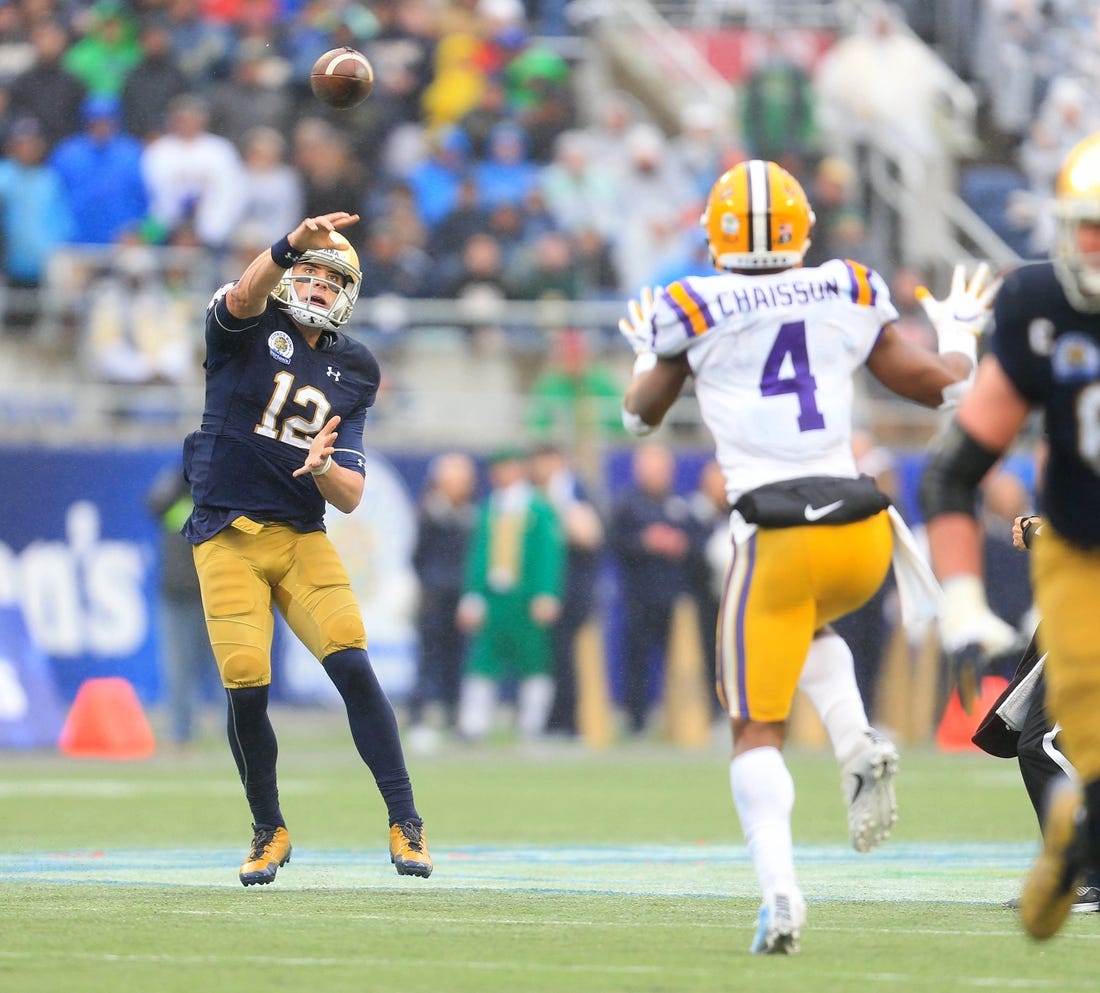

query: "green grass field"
xmin=1 ymin=709 xmax=1096 ymax=993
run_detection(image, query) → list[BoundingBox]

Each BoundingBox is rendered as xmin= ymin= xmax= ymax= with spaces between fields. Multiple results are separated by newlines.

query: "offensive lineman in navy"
xmin=183 ymin=211 xmax=433 ymax=885
xmin=921 ymin=133 xmax=1100 ymax=940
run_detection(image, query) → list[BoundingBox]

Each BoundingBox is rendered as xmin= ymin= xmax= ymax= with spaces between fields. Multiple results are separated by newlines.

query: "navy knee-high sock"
xmin=324 ymin=648 xmax=420 ymax=825
xmin=225 ymin=685 xmax=285 ymax=829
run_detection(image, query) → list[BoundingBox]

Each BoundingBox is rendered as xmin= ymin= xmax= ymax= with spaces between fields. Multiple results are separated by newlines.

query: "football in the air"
xmin=310 ymin=47 xmax=374 ymax=109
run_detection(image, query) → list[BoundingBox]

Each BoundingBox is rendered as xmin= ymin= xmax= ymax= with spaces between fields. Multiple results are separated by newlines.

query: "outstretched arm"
xmin=869 ymin=262 xmax=1001 ymax=409
xmin=623 ymin=355 xmax=691 ymax=432
xmin=226 ymin=212 xmax=361 ymax=319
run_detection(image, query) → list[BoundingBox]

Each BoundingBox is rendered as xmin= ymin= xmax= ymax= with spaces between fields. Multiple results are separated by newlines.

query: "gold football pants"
xmin=193 ymin=519 xmax=367 ymax=688
xmin=1031 ymin=525 xmax=1100 ymax=782
xmin=716 ymin=511 xmax=893 ymax=722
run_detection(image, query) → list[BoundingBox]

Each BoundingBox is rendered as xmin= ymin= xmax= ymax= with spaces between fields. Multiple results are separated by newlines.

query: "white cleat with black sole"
xmin=842 ymin=729 xmax=899 ymax=854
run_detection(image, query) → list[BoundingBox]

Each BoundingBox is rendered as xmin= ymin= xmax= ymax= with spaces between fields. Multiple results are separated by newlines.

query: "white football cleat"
xmin=749 ymin=890 xmax=806 ymax=955
xmin=842 ymin=729 xmax=899 ymax=853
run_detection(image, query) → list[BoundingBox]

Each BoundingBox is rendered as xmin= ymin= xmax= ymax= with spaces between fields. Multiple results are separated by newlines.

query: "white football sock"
xmin=730 ymin=746 xmax=799 ymax=898
xmin=797 ymin=632 xmax=871 ymax=766
xmin=457 ymin=675 xmax=496 ymax=741
xmin=517 ymin=674 xmax=554 ymax=739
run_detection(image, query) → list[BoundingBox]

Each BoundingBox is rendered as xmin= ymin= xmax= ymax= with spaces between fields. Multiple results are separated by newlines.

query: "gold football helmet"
xmin=701 ymin=160 xmax=815 ymax=272
xmin=1054 ymin=132 xmax=1100 ymax=311
xmin=271 ymin=240 xmax=362 ymax=331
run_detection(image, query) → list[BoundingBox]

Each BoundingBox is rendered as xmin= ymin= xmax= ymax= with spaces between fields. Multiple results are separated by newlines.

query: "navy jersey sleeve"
xmin=990 ymin=266 xmax=1046 ymax=404
xmin=205 ymin=282 xmax=263 ymax=371
xmin=327 ymin=335 xmax=378 ymax=476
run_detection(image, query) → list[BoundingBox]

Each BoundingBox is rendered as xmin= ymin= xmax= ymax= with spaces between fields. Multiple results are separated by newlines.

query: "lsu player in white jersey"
xmin=619 ymin=160 xmax=1000 ymax=954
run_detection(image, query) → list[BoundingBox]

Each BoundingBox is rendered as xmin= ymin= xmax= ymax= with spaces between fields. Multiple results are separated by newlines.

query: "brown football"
xmin=310 ymin=47 xmax=374 ymax=109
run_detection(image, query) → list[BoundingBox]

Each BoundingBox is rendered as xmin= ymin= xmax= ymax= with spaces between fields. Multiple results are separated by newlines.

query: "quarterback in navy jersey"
xmin=921 ymin=132 xmax=1100 ymax=940
xmin=182 ymin=211 xmax=433 ymax=886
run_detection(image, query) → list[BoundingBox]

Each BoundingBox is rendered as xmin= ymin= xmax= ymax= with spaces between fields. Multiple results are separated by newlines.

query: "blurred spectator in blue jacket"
xmin=0 ymin=117 xmax=73 ymax=329
xmin=474 ymin=120 xmax=539 ymax=211
xmin=50 ymin=95 xmax=147 ymax=247
xmin=407 ymin=124 xmax=471 ymax=229
xmin=8 ymin=20 xmax=86 ymax=149
xmin=120 ymin=16 xmax=189 ymax=141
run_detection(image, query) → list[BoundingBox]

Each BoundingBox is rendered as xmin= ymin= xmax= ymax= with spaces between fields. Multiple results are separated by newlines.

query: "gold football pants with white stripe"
xmin=1031 ymin=526 xmax=1100 ymax=782
xmin=193 ymin=519 xmax=367 ymax=689
xmin=716 ymin=511 xmax=893 ymax=722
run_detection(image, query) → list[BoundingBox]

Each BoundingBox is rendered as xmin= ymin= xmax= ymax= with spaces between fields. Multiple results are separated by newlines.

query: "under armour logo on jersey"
xmin=327 ymin=366 xmax=341 ymax=382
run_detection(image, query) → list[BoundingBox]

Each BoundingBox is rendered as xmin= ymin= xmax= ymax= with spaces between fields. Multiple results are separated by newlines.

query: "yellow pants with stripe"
xmin=1032 ymin=526 xmax=1100 ymax=782
xmin=716 ymin=511 xmax=893 ymax=722
xmin=193 ymin=519 xmax=366 ymax=689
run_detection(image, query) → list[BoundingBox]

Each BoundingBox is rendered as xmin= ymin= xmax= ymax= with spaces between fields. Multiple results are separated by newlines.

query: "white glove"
xmin=915 ymin=262 xmax=1002 ymax=365
xmin=938 ymin=574 xmax=1019 ymax=656
xmin=618 ymin=286 xmax=662 ymax=370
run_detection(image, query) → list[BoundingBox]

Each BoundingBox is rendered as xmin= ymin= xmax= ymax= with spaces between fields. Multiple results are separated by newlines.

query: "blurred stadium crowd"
xmin=0 ymin=0 xmax=1094 ymax=447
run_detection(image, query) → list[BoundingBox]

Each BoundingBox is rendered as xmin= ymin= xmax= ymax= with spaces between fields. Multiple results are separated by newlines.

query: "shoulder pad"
xmin=207 ymin=281 xmax=237 ymax=313
xmin=651 ymin=278 xmax=716 ymax=356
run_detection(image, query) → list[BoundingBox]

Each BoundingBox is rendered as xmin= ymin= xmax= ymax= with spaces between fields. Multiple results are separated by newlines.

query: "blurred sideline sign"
xmin=0 ymin=444 xmax=436 ymax=711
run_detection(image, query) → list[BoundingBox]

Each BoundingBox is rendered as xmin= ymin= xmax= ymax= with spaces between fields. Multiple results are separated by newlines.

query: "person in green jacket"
xmin=456 ymin=447 xmax=564 ymax=741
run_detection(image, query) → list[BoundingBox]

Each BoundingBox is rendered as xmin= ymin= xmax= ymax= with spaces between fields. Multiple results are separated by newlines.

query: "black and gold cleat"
xmin=1020 ymin=781 xmax=1086 ymax=939
xmin=239 ymin=824 xmax=292 ymax=886
xmin=390 ymin=820 xmax=433 ymax=878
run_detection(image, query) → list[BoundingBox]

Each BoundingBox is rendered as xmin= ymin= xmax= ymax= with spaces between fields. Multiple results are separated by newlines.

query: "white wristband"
xmin=633 ymin=351 xmax=658 ymax=376
xmin=621 ymin=407 xmax=655 ymax=436
xmin=938 ymin=373 xmax=974 ymax=411
xmin=936 ymin=321 xmax=978 ymax=365
xmin=311 ymin=455 xmax=333 ymax=476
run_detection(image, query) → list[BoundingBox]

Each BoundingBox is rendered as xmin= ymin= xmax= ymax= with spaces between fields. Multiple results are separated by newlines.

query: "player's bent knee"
xmin=220 ymin=648 xmax=271 ymax=688
xmin=320 ymin=608 xmax=367 ymax=657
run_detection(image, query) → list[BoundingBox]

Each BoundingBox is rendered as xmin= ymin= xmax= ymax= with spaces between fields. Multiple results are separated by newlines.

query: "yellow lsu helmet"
xmin=1055 ymin=131 xmax=1100 ymax=311
xmin=700 ymin=159 xmax=815 ymax=272
xmin=271 ymin=238 xmax=362 ymax=331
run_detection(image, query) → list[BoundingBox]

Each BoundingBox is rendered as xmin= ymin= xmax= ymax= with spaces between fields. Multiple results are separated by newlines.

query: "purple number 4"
xmin=759 ymin=320 xmax=825 ymax=431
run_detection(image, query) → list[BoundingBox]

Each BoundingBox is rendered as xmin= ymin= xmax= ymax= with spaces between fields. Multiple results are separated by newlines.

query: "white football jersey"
xmin=648 ymin=258 xmax=897 ymax=502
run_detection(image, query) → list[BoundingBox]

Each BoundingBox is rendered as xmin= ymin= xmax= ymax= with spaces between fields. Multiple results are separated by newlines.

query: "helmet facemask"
xmin=1053 ymin=133 xmax=1100 ymax=312
xmin=271 ymin=246 xmax=361 ymax=331
xmin=1054 ymin=202 xmax=1100 ymax=312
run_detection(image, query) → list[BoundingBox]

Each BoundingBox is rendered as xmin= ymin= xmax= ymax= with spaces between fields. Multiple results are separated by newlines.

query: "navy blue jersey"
xmin=992 ymin=261 xmax=1100 ymax=547
xmin=183 ymin=284 xmax=379 ymax=543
